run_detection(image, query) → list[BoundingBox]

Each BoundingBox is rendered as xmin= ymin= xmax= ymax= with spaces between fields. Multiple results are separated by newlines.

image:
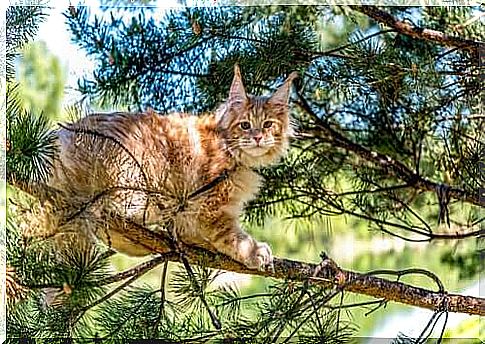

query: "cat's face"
xmin=217 ymin=66 xmax=297 ymax=166
xmin=228 ymin=95 xmax=288 ymax=157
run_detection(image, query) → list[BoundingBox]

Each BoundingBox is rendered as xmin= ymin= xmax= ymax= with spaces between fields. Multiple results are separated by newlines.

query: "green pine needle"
xmin=7 ymin=108 xmax=58 ymax=185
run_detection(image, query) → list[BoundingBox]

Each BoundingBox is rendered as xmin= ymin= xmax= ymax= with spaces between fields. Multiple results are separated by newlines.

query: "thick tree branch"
xmin=115 ymin=220 xmax=485 ymax=317
xmin=349 ymin=5 xmax=484 ymax=55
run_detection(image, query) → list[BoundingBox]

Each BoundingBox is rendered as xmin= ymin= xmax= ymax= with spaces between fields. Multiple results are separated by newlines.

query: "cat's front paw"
xmin=244 ymin=241 xmax=274 ymax=272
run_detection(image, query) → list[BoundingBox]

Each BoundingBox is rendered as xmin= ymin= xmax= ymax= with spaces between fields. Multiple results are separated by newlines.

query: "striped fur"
xmin=48 ymin=66 xmax=297 ymax=270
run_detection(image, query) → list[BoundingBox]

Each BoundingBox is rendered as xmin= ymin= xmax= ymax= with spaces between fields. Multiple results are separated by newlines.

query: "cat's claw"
xmin=245 ymin=241 xmax=274 ymax=272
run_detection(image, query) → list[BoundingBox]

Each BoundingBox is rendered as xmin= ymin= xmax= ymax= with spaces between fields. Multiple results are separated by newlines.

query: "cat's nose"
xmin=254 ymin=136 xmax=262 ymax=144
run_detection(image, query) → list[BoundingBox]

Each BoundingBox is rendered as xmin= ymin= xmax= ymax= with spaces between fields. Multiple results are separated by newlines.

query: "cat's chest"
xmin=168 ymin=167 xmax=261 ymax=239
xmin=225 ymin=167 xmax=262 ymax=207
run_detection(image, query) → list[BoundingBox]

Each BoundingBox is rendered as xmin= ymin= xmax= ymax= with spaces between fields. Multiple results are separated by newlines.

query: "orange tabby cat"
xmin=49 ymin=65 xmax=296 ymax=270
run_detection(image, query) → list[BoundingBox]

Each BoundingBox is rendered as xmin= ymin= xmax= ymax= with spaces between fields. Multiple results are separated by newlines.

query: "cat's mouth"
xmin=243 ymin=146 xmax=271 ymax=157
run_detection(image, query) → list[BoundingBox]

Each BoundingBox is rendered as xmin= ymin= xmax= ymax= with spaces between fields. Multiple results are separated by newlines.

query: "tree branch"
xmin=295 ymin=94 xmax=483 ymax=208
xmin=115 ymin=220 xmax=485 ymax=317
xmin=349 ymin=5 xmax=483 ymax=55
xmin=11 ymin=164 xmax=484 ymax=317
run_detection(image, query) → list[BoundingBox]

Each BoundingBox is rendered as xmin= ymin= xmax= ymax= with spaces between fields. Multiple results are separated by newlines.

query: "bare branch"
xmin=113 ymin=221 xmax=485 ymax=317
xmin=349 ymin=5 xmax=483 ymax=55
xmin=97 ymin=254 xmax=168 ymax=286
xmin=295 ymin=94 xmax=483 ymax=208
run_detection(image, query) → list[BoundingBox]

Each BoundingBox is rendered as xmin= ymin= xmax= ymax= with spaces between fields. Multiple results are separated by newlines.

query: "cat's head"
xmin=217 ymin=65 xmax=297 ymax=167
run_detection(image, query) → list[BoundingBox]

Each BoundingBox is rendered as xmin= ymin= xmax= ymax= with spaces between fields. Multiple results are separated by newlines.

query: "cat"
xmin=47 ymin=65 xmax=297 ymax=271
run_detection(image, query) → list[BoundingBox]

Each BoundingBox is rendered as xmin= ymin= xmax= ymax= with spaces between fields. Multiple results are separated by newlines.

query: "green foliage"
xmin=223 ymin=281 xmax=355 ymax=343
xmin=6 ymin=4 xmax=57 ymax=186
xmin=6 ymin=84 xmax=58 ymax=185
xmin=89 ymin=285 xmax=181 ymax=339
xmin=7 ymin=209 xmax=109 ymax=338
xmin=17 ymin=41 xmax=67 ymax=120
xmin=424 ymin=6 xmax=485 ymax=41
xmin=65 ymin=6 xmax=320 ymax=111
xmin=440 ymin=243 xmax=483 ymax=280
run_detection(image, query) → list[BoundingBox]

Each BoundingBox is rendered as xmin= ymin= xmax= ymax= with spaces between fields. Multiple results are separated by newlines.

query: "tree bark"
xmin=117 ymin=220 xmax=485 ymax=317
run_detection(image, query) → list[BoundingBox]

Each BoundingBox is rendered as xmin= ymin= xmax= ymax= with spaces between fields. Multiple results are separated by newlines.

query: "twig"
xmin=295 ymin=93 xmax=483 ymax=208
xmin=73 ymin=272 xmax=142 ymax=326
xmin=323 ymin=299 xmax=386 ymax=311
xmin=97 ymin=254 xmax=168 ymax=286
xmin=154 ymin=260 xmax=169 ymax=333
xmin=366 ymin=268 xmax=445 ymax=293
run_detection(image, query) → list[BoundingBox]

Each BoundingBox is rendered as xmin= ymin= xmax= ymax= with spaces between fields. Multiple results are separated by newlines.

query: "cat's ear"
xmin=216 ymin=65 xmax=247 ymax=126
xmin=268 ymin=72 xmax=298 ymax=105
xmin=228 ymin=64 xmax=248 ymax=105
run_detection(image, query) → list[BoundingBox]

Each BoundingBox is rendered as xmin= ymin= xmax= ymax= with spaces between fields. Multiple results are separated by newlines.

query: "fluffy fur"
xmin=48 ymin=66 xmax=296 ymax=270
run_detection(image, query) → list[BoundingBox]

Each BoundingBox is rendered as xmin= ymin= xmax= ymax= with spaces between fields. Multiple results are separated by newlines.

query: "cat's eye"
xmin=263 ymin=121 xmax=273 ymax=129
xmin=240 ymin=121 xmax=251 ymax=130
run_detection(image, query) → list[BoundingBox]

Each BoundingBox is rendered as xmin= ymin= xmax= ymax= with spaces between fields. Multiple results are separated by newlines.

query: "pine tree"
xmin=6 ymin=4 xmax=484 ymax=342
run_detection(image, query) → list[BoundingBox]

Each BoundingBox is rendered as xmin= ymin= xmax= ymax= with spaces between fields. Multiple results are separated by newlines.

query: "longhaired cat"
xmin=48 ymin=65 xmax=296 ymax=270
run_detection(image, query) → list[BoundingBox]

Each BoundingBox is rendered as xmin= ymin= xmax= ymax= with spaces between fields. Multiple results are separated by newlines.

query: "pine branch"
xmin=307 ymin=28 xmax=396 ymax=58
xmin=349 ymin=6 xmax=483 ymax=54
xmin=109 ymin=218 xmax=485 ymax=317
xmin=295 ymin=93 xmax=484 ymax=209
